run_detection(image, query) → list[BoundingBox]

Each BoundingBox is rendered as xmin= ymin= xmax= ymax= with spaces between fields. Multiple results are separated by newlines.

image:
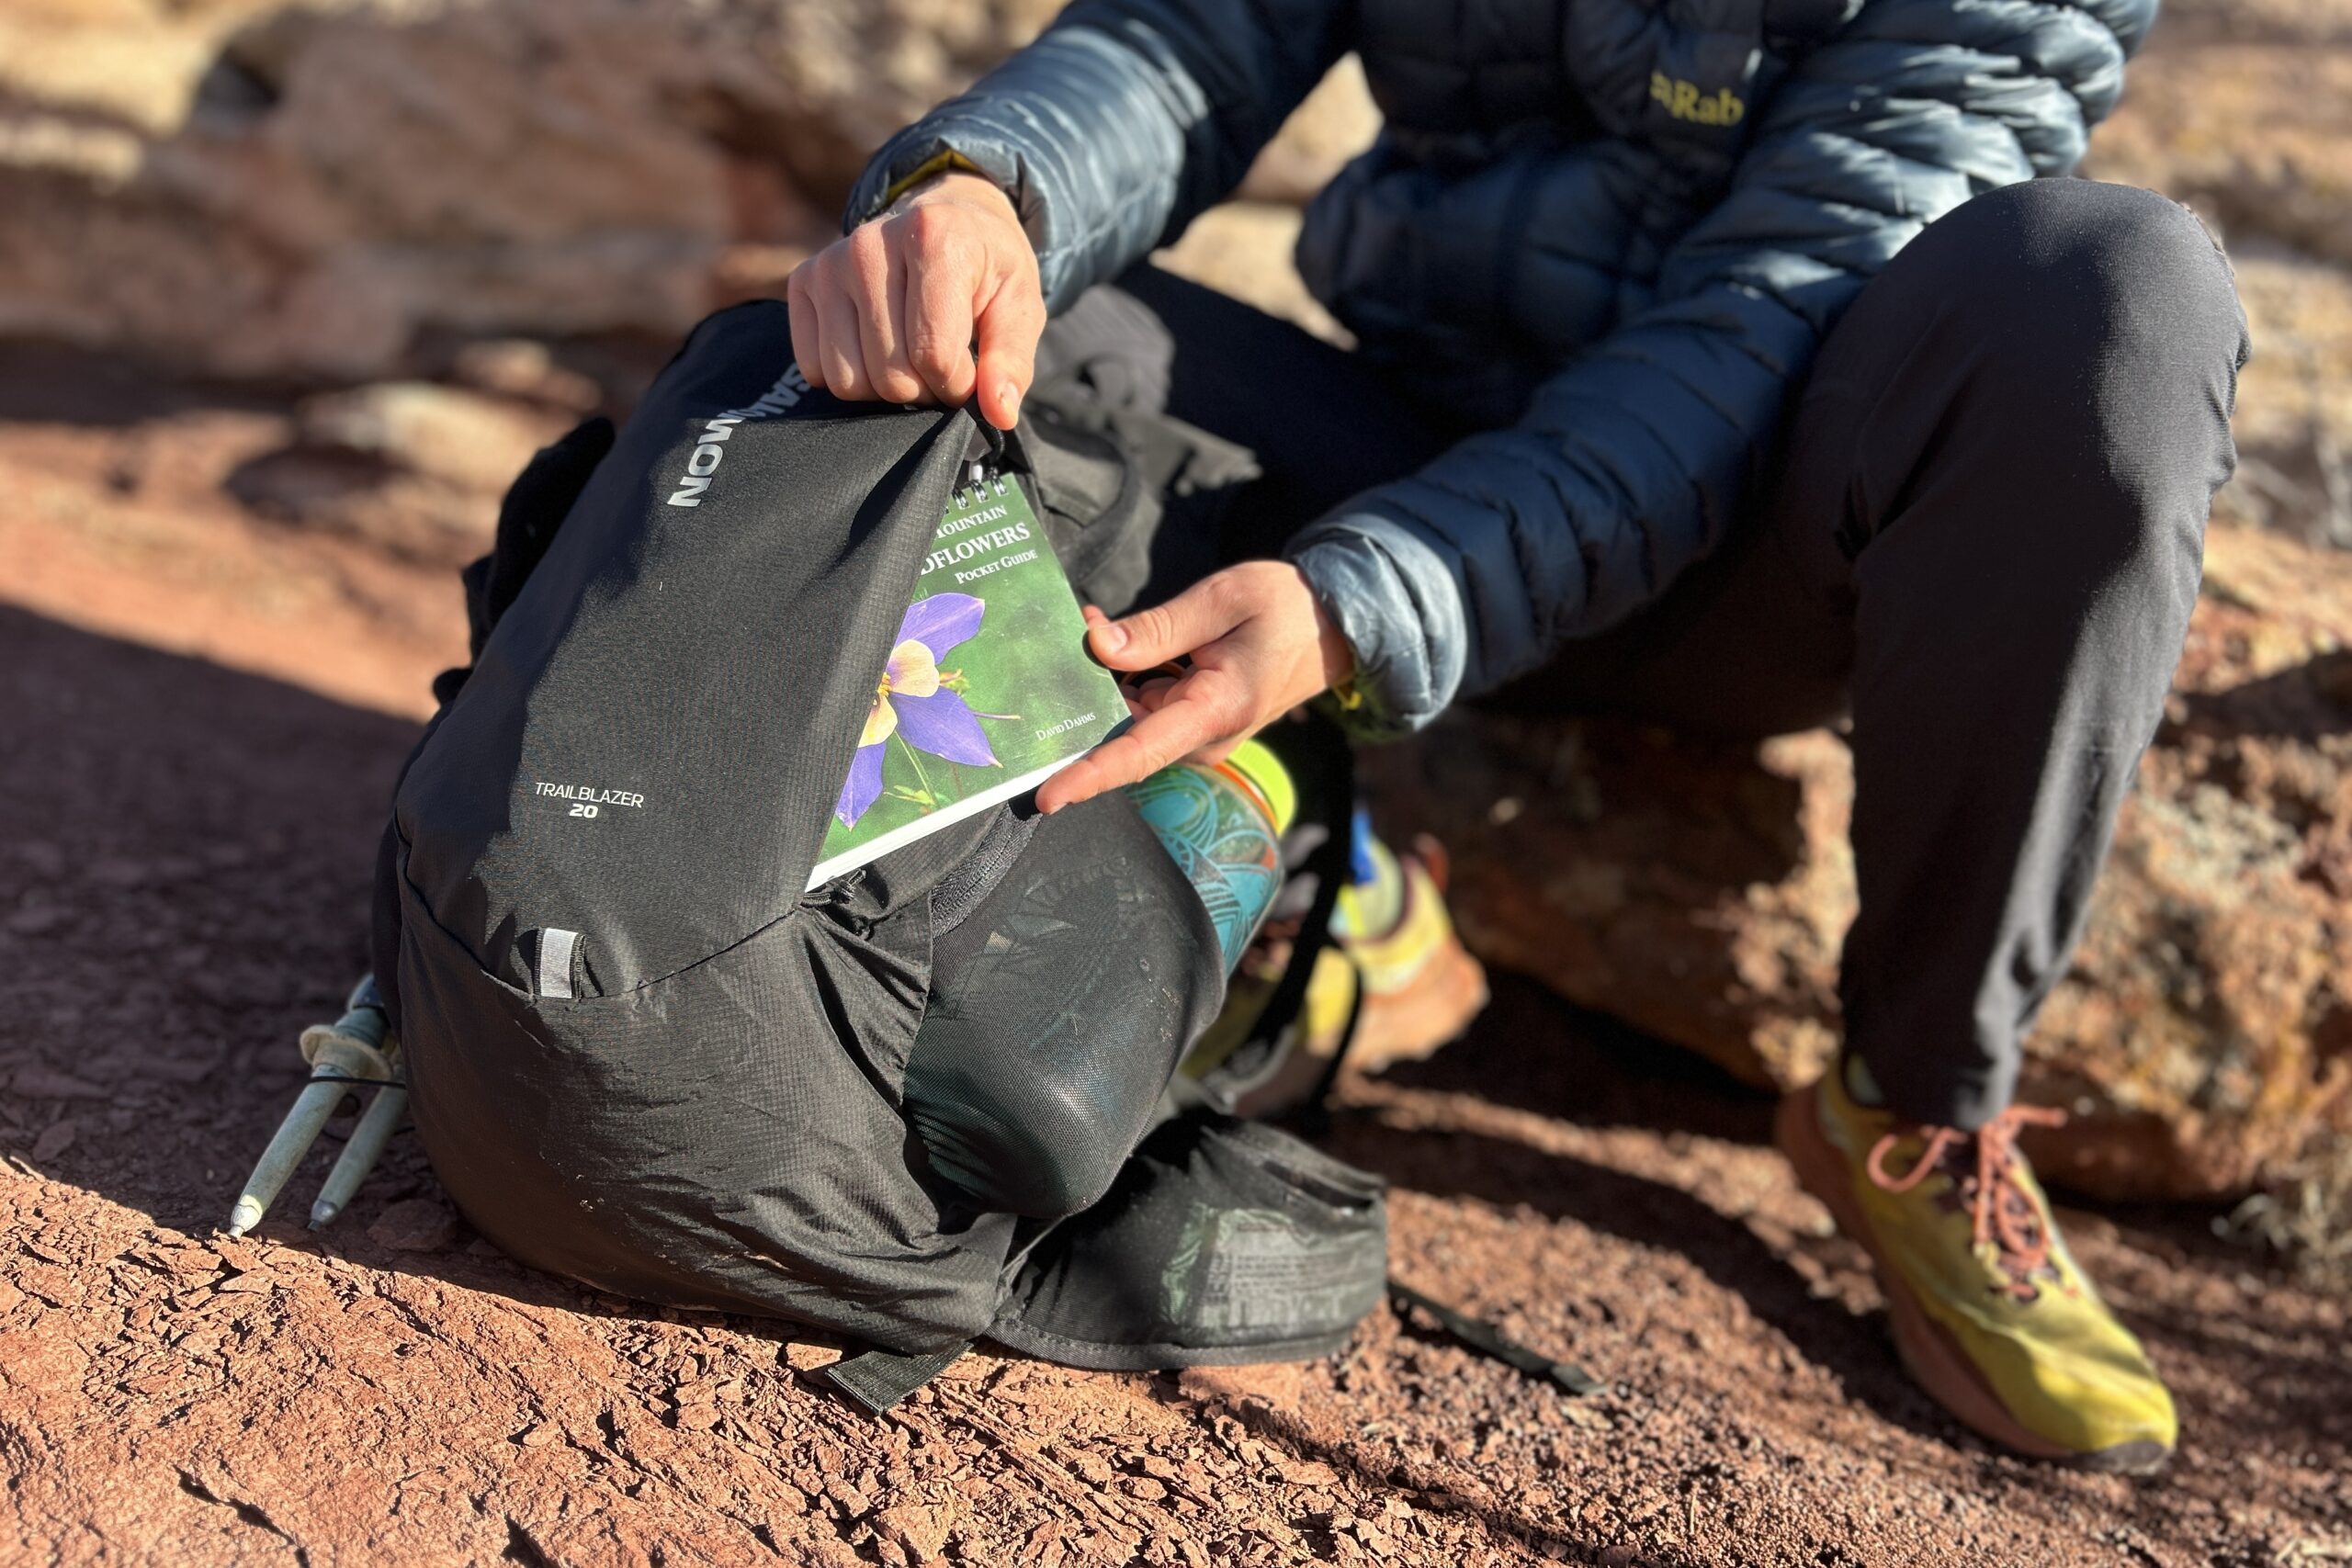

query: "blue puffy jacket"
xmin=847 ymin=0 xmax=2155 ymax=735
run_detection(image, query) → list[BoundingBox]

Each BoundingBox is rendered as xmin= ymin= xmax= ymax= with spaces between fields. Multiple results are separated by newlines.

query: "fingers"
xmin=1088 ymin=573 xmax=1241 ymax=671
xmin=1037 ymin=672 xmax=1244 ymax=811
xmin=815 ymin=268 xmax=871 ymax=400
xmin=1128 ymin=675 xmax=1180 ymax=716
xmin=789 ymin=227 xmax=931 ymax=404
xmin=786 ymin=264 xmax=826 ymax=391
xmin=819 ymin=226 xmax=922 ymax=401
xmin=904 ymin=206 xmax=979 ymax=406
xmin=973 ymin=261 xmax=1044 ymax=429
xmin=1043 ymin=565 xmax=1317 ymax=810
xmin=786 ymin=177 xmax=1041 ymax=418
xmin=856 ymin=238 xmax=924 ymax=405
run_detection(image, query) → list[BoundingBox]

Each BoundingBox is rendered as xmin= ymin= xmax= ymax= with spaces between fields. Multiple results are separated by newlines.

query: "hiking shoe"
xmin=1186 ymin=827 xmax=1487 ymax=1118
xmin=1775 ymin=1064 xmax=2177 ymax=1472
xmin=1228 ymin=832 xmax=1486 ymax=1116
xmin=1328 ymin=831 xmax=1488 ymax=1076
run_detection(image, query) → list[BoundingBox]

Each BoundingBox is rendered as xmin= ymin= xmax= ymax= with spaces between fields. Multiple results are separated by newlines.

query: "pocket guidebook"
xmin=806 ymin=468 xmax=1127 ymax=890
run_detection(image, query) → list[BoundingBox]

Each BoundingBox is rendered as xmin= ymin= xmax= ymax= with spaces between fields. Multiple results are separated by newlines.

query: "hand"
xmin=786 ymin=171 xmax=1044 ymax=429
xmin=1035 ymin=562 xmax=1355 ymax=813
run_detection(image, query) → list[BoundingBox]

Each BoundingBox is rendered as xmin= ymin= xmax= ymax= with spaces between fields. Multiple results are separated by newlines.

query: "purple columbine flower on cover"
xmin=834 ymin=592 xmax=1001 ymax=828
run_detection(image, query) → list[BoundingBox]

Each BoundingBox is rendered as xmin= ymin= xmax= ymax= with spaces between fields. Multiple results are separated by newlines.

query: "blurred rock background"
xmin=1 ymin=0 xmax=2345 ymax=1269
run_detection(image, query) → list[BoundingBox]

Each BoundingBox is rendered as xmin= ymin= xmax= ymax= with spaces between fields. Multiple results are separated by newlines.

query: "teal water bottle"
xmin=1122 ymin=738 xmax=1296 ymax=973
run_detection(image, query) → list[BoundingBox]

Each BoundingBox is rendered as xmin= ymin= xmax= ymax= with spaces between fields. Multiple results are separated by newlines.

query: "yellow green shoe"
xmin=1324 ymin=831 xmax=1487 ymax=1073
xmin=1181 ymin=830 xmax=1486 ymax=1118
xmin=1775 ymin=1062 xmax=2177 ymax=1472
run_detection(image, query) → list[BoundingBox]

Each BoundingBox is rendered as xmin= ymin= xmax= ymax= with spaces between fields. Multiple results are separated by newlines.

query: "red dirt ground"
xmin=2 ymin=367 xmax=2347 ymax=1565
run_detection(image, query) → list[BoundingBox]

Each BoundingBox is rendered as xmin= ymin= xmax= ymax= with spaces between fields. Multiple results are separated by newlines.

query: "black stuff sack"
xmin=371 ymin=300 xmax=1387 ymax=1382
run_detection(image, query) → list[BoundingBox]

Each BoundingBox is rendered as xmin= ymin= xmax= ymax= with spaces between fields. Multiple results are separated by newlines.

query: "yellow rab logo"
xmin=1651 ymin=72 xmax=1746 ymax=126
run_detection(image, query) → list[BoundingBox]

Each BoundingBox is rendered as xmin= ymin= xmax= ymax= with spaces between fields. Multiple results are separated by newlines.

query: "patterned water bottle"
xmin=1123 ymin=738 xmax=1296 ymax=973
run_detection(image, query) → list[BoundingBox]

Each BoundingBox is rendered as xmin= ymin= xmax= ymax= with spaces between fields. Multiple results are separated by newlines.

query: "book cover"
xmin=806 ymin=473 xmax=1126 ymax=889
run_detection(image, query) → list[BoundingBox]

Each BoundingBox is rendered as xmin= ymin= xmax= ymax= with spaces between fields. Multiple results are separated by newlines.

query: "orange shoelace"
xmin=1865 ymin=1102 xmax=2070 ymax=1300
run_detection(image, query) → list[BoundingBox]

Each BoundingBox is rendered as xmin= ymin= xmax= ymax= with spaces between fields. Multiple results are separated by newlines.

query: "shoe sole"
xmin=1774 ymin=1084 xmax=2173 ymax=1476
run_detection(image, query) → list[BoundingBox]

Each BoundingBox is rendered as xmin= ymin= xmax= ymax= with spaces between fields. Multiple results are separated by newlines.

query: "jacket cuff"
xmin=870 ymin=149 xmax=982 ymax=213
xmin=844 ymin=126 xmax=1046 ymax=250
xmin=1287 ymin=516 xmax=1467 ymax=740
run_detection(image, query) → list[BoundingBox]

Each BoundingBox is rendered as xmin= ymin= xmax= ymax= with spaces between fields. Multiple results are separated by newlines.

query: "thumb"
xmin=1090 ymin=576 xmax=1238 ymax=671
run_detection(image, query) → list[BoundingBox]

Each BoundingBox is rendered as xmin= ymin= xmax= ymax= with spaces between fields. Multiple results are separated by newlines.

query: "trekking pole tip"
xmin=307 ymin=1081 xmax=406 ymax=1235
xmin=226 ymin=1195 xmax=266 ymax=1236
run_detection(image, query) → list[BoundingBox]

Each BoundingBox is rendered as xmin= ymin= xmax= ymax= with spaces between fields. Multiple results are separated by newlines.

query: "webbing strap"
xmin=815 ymin=1343 xmax=973 ymax=1415
xmin=1293 ymin=953 xmax=1368 ymax=1140
xmin=1387 ymin=1280 xmax=1601 ymax=1396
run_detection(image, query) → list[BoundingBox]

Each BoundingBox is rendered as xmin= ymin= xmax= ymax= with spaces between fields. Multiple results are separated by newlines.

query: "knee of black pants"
xmin=1904 ymin=178 xmax=2247 ymax=386
xmin=1883 ymin=179 xmax=2249 ymax=584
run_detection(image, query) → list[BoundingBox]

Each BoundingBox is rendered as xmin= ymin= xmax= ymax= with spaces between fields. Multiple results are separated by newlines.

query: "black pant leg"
xmin=1515 ymin=180 xmax=2247 ymax=1126
xmin=1036 ymin=263 xmax=1448 ymax=564
xmin=1827 ymin=181 xmax=2246 ymax=1127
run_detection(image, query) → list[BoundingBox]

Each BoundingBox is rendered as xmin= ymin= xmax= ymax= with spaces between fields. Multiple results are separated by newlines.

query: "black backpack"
xmin=369 ymin=301 xmax=1386 ymax=1407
